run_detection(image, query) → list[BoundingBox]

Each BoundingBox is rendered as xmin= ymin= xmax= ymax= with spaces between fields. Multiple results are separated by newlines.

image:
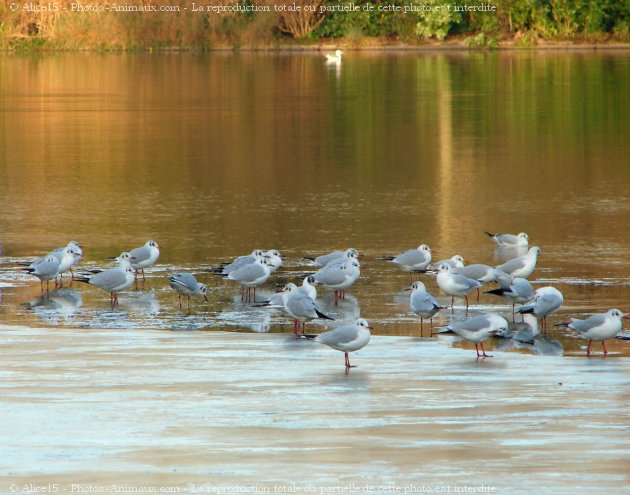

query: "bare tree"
xmin=273 ymin=0 xmax=327 ymax=38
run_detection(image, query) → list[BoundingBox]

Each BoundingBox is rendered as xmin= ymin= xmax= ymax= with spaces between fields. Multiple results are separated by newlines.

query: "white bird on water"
xmin=435 ymin=263 xmax=481 ymax=310
xmin=517 ymin=286 xmax=563 ymax=332
xmin=168 ymin=273 xmax=208 ymax=309
xmin=282 ymin=283 xmax=334 ymax=334
xmin=325 ymin=49 xmax=342 ymax=64
xmin=128 ymin=240 xmax=160 ymax=280
xmin=75 ymin=258 xmax=135 ymax=307
xmin=379 ymin=244 xmax=432 ymax=277
xmin=304 ymin=248 xmax=359 ymax=267
xmin=485 ymin=231 xmax=529 ymax=248
xmin=485 ymin=277 xmax=534 ymax=315
xmin=495 ymin=246 xmax=540 ymax=279
xmin=24 ymin=255 xmax=61 ymax=294
xmin=407 ymin=281 xmax=445 ymax=336
xmin=224 ymin=258 xmax=272 ymax=302
xmin=313 ymin=259 xmax=360 ymax=305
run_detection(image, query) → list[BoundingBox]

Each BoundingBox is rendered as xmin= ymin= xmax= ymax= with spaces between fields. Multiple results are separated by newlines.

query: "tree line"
xmin=1 ymin=0 xmax=628 ymax=49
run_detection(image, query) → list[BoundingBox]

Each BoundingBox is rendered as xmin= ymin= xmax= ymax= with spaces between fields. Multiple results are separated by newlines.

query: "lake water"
xmin=1 ymin=51 xmax=630 ymax=352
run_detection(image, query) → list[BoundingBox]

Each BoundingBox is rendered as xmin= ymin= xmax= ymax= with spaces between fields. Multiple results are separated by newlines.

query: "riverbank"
xmin=3 ymin=36 xmax=630 ymax=52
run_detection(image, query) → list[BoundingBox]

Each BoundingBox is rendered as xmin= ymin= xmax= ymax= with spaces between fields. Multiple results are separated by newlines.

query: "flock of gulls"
xmin=10 ymin=232 xmax=629 ymax=368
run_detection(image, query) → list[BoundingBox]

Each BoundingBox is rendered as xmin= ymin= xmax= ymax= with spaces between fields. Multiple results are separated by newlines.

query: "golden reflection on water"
xmin=1 ymin=51 xmax=630 ymax=349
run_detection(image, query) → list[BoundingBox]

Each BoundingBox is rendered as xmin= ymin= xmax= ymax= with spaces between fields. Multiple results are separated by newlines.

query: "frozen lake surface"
xmin=1 ymin=325 xmax=628 ymax=494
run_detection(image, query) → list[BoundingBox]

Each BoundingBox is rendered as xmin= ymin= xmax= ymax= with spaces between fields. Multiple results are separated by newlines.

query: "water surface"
xmin=1 ymin=51 xmax=630 ymax=356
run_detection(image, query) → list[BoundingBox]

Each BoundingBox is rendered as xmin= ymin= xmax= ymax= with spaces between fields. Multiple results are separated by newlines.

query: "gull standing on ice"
xmin=444 ymin=313 xmax=509 ymax=358
xmin=305 ymin=318 xmax=372 ymax=369
xmin=561 ymin=309 xmax=626 ymax=357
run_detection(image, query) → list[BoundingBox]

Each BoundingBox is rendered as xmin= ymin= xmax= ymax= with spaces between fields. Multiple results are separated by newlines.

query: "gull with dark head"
xmin=407 ymin=281 xmax=445 ymax=336
xmin=168 ymin=273 xmax=208 ymax=310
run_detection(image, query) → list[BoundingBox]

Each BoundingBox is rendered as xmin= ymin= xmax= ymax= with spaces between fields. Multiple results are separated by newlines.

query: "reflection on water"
xmin=1 ymin=51 xmax=630 ymax=356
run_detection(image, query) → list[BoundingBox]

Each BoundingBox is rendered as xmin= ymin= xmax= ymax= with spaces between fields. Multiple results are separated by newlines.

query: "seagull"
xmin=435 ymin=263 xmax=481 ymax=310
xmin=325 ymin=49 xmax=343 ymax=64
xmin=75 ymin=261 xmax=135 ymax=307
xmin=300 ymin=275 xmax=317 ymax=301
xmin=452 ymin=264 xmax=513 ymax=301
xmin=561 ymin=309 xmax=626 ymax=357
xmin=379 ymin=244 xmax=432 ymax=277
xmin=426 ymin=255 xmax=465 ymax=271
xmin=517 ymin=286 xmax=563 ymax=332
xmin=485 ymin=231 xmax=529 ymax=248
xmin=495 ymin=246 xmax=540 ymax=279
xmin=485 ymin=277 xmax=534 ymax=315
xmin=50 ymin=240 xmax=83 ymax=283
xmin=444 ymin=313 xmax=508 ymax=358
xmin=313 ymin=260 xmax=360 ymax=305
xmin=23 ymin=255 xmax=61 ymax=294
xmin=21 ymin=240 xmax=83 ymax=286
xmin=304 ymin=248 xmax=359 ymax=267
xmin=407 ymin=281 xmax=445 ymax=336
xmin=168 ymin=273 xmax=208 ymax=310
xmin=211 ymin=249 xmax=266 ymax=275
xmin=129 ymin=240 xmax=160 ymax=280
xmin=224 ymin=258 xmax=272 ymax=302
xmin=282 ymin=283 xmax=334 ymax=334
xmin=305 ymin=318 xmax=372 ymax=369
xmin=264 ymin=250 xmax=283 ymax=273
xmin=319 ymin=250 xmax=360 ymax=268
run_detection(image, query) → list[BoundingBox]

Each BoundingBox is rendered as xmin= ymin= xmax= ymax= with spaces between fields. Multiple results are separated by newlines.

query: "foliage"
xmin=414 ymin=0 xmax=464 ymax=41
xmin=1 ymin=0 xmax=630 ymax=49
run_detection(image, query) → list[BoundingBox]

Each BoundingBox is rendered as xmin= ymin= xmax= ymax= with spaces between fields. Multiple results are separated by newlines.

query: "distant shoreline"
xmin=2 ymin=38 xmax=630 ymax=52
